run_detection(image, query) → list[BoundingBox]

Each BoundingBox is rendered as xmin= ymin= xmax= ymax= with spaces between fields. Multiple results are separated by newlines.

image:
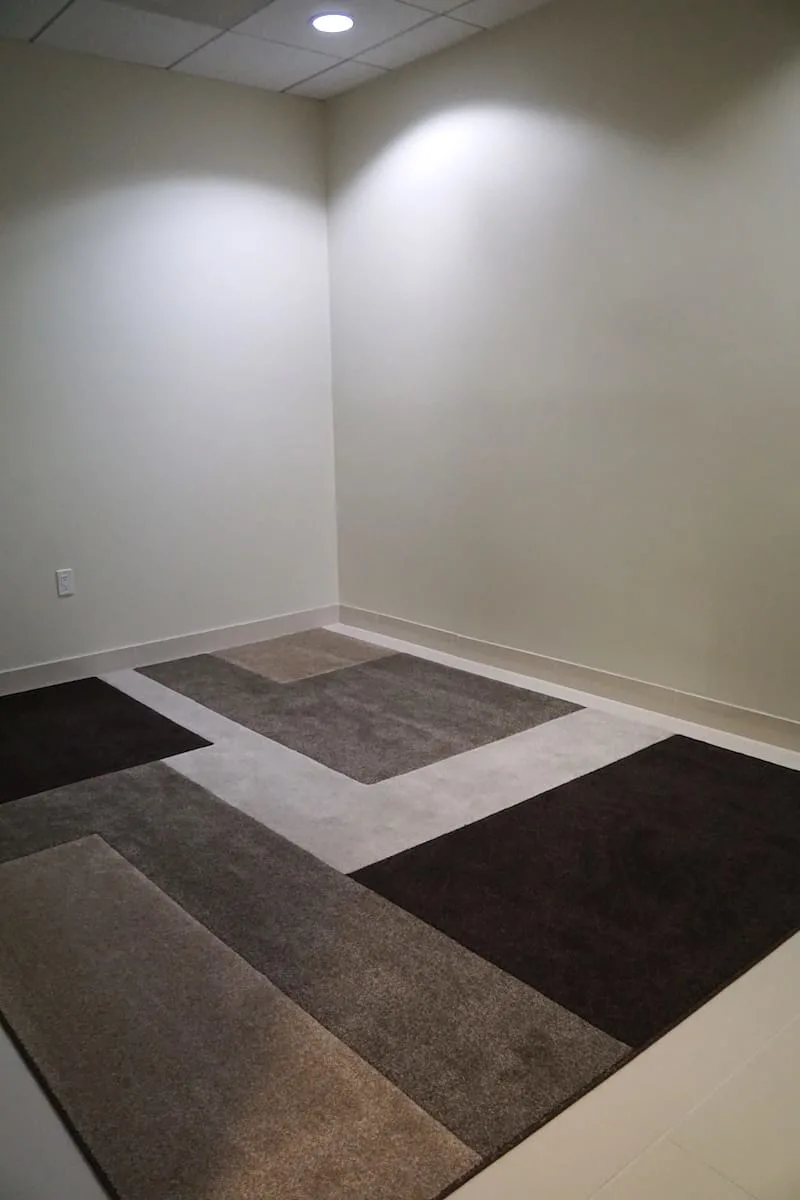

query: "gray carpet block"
xmin=0 ymin=764 xmax=626 ymax=1156
xmin=139 ymin=653 xmax=580 ymax=783
xmin=0 ymin=837 xmax=477 ymax=1200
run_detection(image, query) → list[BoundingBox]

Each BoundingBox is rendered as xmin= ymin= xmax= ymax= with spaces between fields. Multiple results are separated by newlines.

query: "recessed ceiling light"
xmin=310 ymin=12 xmax=354 ymax=33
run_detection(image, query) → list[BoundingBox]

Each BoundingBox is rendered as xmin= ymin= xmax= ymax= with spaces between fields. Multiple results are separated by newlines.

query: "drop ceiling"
xmin=0 ymin=0 xmax=552 ymax=97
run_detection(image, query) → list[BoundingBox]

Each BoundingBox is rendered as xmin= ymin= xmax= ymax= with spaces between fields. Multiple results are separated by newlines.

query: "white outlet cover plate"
xmin=55 ymin=569 xmax=75 ymax=597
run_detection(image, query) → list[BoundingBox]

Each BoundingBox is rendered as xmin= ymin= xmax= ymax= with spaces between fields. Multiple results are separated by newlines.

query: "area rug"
xmin=0 ymin=628 xmax=798 ymax=1200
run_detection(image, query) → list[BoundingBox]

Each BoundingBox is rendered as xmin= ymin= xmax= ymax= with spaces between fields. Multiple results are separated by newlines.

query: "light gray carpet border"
xmin=107 ymin=668 xmax=670 ymax=872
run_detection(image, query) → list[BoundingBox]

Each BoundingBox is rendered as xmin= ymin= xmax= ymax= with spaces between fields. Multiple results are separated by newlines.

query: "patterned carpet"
xmin=0 ymin=628 xmax=799 ymax=1200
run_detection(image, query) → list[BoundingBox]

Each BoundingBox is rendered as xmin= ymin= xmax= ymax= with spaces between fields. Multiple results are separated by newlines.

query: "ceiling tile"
xmin=395 ymin=0 xmax=471 ymax=14
xmin=236 ymin=0 xmax=429 ymax=60
xmin=449 ymin=0 xmax=550 ymax=29
xmin=0 ymin=0 xmax=76 ymax=40
xmin=38 ymin=0 xmax=218 ymax=66
xmin=359 ymin=15 xmax=476 ymax=69
xmin=288 ymin=59 xmax=385 ymax=99
xmin=175 ymin=30 xmax=337 ymax=89
xmin=113 ymin=0 xmax=269 ymax=29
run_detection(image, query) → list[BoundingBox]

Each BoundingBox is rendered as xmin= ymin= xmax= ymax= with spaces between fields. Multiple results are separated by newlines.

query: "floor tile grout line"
xmin=662 ymin=1139 xmax=760 ymax=1199
xmin=582 ymin=1009 xmax=800 ymax=1198
xmin=585 ymin=1134 xmax=760 ymax=1199
xmin=665 ymin=1009 xmax=800 ymax=1145
xmin=584 ymin=1003 xmax=800 ymax=1200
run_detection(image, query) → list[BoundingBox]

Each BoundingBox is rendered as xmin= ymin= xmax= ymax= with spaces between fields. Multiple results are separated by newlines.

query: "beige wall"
xmin=328 ymin=0 xmax=800 ymax=721
xmin=0 ymin=41 xmax=337 ymax=673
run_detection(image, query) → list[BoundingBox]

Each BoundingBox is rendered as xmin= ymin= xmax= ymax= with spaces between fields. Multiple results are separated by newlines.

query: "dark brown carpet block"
xmin=0 ymin=678 xmax=209 ymax=803
xmin=352 ymin=736 xmax=800 ymax=1047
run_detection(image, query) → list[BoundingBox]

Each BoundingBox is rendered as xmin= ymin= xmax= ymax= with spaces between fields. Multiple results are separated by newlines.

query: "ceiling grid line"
xmin=0 ymin=0 xmax=555 ymax=98
xmin=276 ymin=12 xmax=446 ymax=91
xmin=30 ymin=0 xmax=79 ymax=42
xmin=165 ymin=28 xmax=226 ymax=70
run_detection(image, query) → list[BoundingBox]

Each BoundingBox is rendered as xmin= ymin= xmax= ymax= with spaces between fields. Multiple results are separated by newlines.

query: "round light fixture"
xmin=310 ymin=12 xmax=354 ymax=32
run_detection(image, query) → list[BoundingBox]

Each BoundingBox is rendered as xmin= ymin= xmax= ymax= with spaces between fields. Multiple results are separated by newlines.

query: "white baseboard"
xmin=0 ymin=604 xmax=340 ymax=696
xmin=339 ymin=605 xmax=800 ymax=755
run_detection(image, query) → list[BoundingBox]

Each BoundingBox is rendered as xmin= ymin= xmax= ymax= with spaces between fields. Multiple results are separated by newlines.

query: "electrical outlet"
xmin=55 ymin=568 xmax=75 ymax=598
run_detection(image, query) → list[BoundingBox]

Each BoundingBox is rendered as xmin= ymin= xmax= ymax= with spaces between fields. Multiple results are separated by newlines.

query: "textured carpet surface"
xmin=140 ymin=653 xmax=579 ymax=783
xmin=0 ymin=764 xmax=627 ymax=1156
xmin=353 ymin=736 xmax=800 ymax=1047
xmin=0 ymin=837 xmax=477 ymax=1200
xmin=0 ymin=678 xmax=208 ymax=804
xmin=216 ymin=628 xmax=392 ymax=683
xmin=2 ymin=630 xmax=798 ymax=1200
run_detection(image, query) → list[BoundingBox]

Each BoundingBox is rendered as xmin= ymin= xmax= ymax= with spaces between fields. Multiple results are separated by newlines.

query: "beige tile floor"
xmin=1 ymin=625 xmax=798 ymax=1200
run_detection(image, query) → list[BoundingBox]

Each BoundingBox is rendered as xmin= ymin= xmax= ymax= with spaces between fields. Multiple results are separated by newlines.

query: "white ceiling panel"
xmin=449 ymin=0 xmax=551 ymax=29
xmin=9 ymin=0 xmax=559 ymax=98
xmin=359 ymin=14 xmax=475 ymax=69
xmin=114 ymin=0 xmax=269 ymax=28
xmin=289 ymin=59 xmax=385 ymax=98
xmin=235 ymin=0 xmax=429 ymax=60
xmin=0 ymin=0 xmax=76 ymax=40
xmin=38 ymin=0 xmax=218 ymax=67
xmin=175 ymin=30 xmax=337 ymax=89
